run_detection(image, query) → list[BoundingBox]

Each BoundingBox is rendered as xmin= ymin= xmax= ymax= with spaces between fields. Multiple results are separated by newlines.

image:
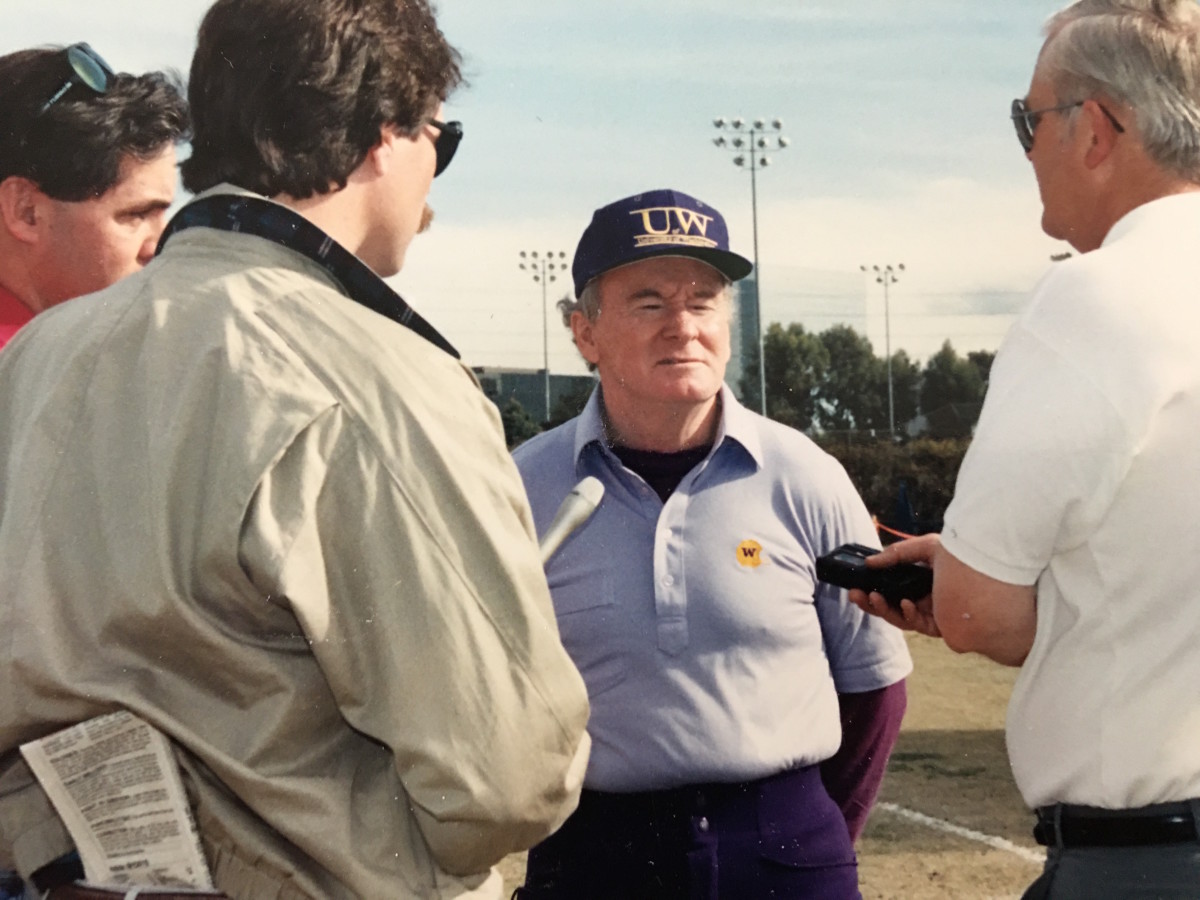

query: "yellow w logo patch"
xmin=736 ymin=540 xmax=764 ymax=568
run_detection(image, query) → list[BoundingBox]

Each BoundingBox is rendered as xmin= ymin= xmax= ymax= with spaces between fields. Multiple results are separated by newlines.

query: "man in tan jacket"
xmin=0 ymin=1 xmax=590 ymax=898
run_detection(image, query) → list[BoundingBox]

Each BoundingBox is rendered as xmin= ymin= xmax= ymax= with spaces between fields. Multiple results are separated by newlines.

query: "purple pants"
xmin=517 ymin=765 xmax=861 ymax=900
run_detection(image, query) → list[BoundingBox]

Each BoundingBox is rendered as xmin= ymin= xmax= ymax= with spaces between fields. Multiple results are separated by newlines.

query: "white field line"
xmin=877 ymin=802 xmax=1046 ymax=865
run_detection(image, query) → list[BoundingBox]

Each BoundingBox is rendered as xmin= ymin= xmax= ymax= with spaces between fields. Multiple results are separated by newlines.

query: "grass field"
xmin=857 ymin=634 xmax=1040 ymax=898
xmin=499 ymin=634 xmax=1043 ymax=898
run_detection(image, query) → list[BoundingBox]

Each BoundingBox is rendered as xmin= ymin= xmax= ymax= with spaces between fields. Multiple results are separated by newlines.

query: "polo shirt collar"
xmin=572 ymin=382 xmax=764 ymax=471
xmin=573 ymin=385 xmax=608 ymax=466
xmin=714 ymin=384 xmax=764 ymax=467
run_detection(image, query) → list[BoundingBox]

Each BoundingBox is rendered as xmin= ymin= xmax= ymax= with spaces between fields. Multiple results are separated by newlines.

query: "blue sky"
xmin=6 ymin=1 xmax=1071 ymax=373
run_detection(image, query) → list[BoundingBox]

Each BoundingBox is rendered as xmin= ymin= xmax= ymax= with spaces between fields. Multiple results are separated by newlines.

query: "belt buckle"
xmin=1032 ymin=806 xmax=1062 ymax=848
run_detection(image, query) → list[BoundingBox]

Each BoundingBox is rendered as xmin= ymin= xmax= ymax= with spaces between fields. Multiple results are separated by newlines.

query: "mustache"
xmin=418 ymin=204 xmax=434 ymax=234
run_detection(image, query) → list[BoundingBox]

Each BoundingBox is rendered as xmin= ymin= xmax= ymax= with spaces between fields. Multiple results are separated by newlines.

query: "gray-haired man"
xmin=854 ymin=3 xmax=1200 ymax=897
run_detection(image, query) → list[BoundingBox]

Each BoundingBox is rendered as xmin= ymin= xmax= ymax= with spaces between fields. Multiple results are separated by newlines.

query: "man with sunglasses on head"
xmin=850 ymin=2 xmax=1200 ymax=897
xmin=0 ymin=43 xmax=188 ymax=349
xmin=0 ymin=1 xmax=589 ymax=899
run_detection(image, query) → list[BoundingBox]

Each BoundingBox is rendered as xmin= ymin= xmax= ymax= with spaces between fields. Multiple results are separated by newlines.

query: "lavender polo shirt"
xmin=513 ymin=386 xmax=912 ymax=793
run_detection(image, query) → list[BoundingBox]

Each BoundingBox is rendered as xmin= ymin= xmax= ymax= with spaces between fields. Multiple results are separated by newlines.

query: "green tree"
xmin=499 ymin=397 xmax=541 ymax=449
xmin=817 ymin=325 xmax=886 ymax=432
xmin=920 ymin=341 xmax=986 ymax=437
xmin=874 ymin=348 xmax=920 ymax=433
xmin=967 ymin=349 xmax=995 ymax=392
xmin=745 ymin=324 xmax=920 ymax=436
xmin=742 ymin=322 xmax=829 ymax=431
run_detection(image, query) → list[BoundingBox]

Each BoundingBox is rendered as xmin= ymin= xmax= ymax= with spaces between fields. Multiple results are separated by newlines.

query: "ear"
xmin=367 ymin=131 xmax=392 ymax=174
xmin=0 ymin=176 xmax=45 ymax=245
xmin=570 ymin=308 xmax=602 ymax=368
xmin=1081 ymin=99 xmax=1122 ymax=170
xmin=364 ymin=126 xmax=402 ymax=177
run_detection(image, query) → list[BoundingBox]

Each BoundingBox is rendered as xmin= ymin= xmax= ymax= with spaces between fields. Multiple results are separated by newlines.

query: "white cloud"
xmin=757 ymin=175 xmax=1063 ymax=295
xmin=389 ymin=216 xmax=593 ymax=375
xmin=743 ymin=175 xmax=1066 ymax=361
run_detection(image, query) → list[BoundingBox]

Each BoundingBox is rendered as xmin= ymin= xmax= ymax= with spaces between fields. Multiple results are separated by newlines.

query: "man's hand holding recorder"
xmin=818 ymin=535 xmax=942 ymax=640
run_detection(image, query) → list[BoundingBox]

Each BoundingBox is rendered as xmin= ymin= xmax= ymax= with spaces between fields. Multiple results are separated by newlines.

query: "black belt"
xmin=1034 ymin=801 xmax=1199 ymax=848
xmin=580 ymin=765 xmax=820 ymax=821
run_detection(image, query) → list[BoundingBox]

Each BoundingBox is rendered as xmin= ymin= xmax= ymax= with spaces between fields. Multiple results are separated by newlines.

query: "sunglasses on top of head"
xmin=426 ymin=118 xmax=463 ymax=177
xmin=1010 ymin=97 xmax=1125 ymax=153
xmin=38 ymin=42 xmax=114 ymax=116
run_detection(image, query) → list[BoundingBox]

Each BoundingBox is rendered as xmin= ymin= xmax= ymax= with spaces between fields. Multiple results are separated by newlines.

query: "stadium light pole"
xmin=518 ymin=249 xmax=568 ymax=421
xmin=860 ymin=262 xmax=905 ymax=438
xmin=711 ymin=116 xmax=789 ymax=416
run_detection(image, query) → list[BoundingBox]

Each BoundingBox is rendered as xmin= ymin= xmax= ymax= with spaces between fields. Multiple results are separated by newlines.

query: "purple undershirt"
xmin=822 ymin=680 xmax=908 ymax=841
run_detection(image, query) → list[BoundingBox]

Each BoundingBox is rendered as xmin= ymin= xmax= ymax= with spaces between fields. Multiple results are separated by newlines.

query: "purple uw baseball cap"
xmin=571 ymin=188 xmax=753 ymax=297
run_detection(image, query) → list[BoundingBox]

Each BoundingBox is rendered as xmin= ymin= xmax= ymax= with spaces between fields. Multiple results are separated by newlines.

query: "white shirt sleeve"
xmin=942 ymin=321 xmax=1132 ymax=586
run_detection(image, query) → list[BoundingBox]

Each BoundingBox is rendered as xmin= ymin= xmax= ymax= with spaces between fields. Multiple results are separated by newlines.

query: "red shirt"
xmin=0 ymin=283 xmax=35 ymax=350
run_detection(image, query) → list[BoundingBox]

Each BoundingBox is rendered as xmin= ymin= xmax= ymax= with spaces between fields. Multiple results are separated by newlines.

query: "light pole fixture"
xmin=711 ymin=116 xmax=789 ymax=416
xmin=518 ymin=249 xmax=568 ymax=421
xmin=860 ymin=262 xmax=905 ymax=437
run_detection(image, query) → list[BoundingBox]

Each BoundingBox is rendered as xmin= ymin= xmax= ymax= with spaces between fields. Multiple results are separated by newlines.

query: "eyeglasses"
xmin=426 ymin=118 xmax=463 ymax=177
xmin=38 ymin=43 xmax=114 ymax=116
xmin=1010 ymin=97 xmax=1125 ymax=153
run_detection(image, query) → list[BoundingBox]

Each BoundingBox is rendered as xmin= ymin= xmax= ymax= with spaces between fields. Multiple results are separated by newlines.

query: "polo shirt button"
xmin=697 ymin=816 xmax=710 ymax=833
xmin=662 ymin=576 xmax=674 ymax=587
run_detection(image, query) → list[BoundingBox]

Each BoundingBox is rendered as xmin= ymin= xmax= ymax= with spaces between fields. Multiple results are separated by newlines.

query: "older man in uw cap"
xmin=512 ymin=188 xmax=912 ymax=899
xmin=852 ymin=2 xmax=1200 ymax=897
xmin=0 ymin=42 xmax=188 ymax=348
xmin=0 ymin=0 xmax=589 ymax=898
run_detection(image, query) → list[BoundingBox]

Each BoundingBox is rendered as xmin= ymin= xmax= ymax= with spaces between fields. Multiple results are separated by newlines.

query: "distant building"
xmin=473 ymin=366 xmax=595 ymax=423
xmin=728 ymin=275 xmax=759 ymax=400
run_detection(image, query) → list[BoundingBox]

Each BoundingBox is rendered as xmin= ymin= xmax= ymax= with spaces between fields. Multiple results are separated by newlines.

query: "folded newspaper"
xmin=19 ymin=710 xmax=214 ymax=889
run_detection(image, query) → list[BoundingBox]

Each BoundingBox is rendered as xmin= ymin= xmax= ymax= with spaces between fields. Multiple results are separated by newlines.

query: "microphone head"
xmin=571 ymin=476 xmax=605 ymax=510
xmin=539 ymin=476 xmax=606 ymax=566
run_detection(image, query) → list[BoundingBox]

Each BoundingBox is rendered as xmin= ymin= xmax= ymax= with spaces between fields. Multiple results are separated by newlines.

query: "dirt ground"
xmin=499 ymin=634 xmax=1042 ymax=898
xmin=857 ymin=634 xmax=1040 ymax=899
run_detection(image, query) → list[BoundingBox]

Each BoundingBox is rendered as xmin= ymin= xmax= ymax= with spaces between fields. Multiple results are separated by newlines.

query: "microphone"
xmin=539 ymin=476 xmax=605 ymax=565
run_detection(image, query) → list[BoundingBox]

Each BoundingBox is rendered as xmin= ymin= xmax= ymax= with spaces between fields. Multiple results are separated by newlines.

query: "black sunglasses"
xmin=1010 ymin=97 xmax=1125 ymax=153
xmin=427 ymin=118 xmax=463 ymax=177
xmin=38 ymin=42 xmax=114 ymax=116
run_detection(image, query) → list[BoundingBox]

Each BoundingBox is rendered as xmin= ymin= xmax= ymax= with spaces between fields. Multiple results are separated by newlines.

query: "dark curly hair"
xmin=182 ymin=0 xmax=462 ymax=199
xmin=0 ymin=48 xmax=190 ymax=202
